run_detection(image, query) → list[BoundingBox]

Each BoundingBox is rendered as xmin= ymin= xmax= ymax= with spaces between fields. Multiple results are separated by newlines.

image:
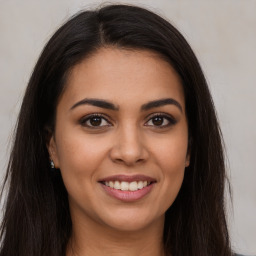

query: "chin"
xmin=98 ymin=208 xmax=165 ymax=233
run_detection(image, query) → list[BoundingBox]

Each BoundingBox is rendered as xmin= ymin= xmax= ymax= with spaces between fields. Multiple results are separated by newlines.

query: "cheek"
xmin=152 ymin=133 xmax=188 ymax=171
xmin=56 ymin=132 xmax=104 ymax=166
xmin=150 ymin=131 xmax=188 ymax=205
xmin=162 ymin=140 xmax=187 ymax=190
xmin=55 ymin=133 xmax=112 ymax=189
xmin=55 ymin=135 xmax=105 ymax=200
xmin=159 ymin=141 xmax=186 ymax=191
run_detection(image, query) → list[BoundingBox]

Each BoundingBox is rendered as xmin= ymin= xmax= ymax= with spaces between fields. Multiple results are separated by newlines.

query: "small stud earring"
xmin=50 ymin=159 xmax=55 ymax=169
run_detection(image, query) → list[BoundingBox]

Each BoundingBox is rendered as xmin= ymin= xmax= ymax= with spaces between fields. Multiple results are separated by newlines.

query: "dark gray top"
xmin=235 ymin=254 xmax=255 ymax=256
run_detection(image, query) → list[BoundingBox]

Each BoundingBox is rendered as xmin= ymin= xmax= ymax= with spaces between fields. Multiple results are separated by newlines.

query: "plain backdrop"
xmin=0 ymin=0 xmax=255 ymax=255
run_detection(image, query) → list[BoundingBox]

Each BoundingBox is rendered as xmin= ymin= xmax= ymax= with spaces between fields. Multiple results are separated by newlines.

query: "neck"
xmin=66 ymin=213 xmax=165 ymax=256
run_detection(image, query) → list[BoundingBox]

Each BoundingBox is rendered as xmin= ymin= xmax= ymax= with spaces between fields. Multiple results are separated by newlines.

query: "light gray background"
xmin=0 ymin=0 xmax=255 ymax=255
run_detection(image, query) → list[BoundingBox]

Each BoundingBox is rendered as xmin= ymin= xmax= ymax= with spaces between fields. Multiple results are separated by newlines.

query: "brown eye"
xmin=145 ymin=114 xmax=176 ymax=128
xmin=152 ymin=116 xmax=164 ymax=126
xmin=80 ymin=114 xmax=110 ymax=128
xmin=89 ymin=116 xmax=103 ymax=126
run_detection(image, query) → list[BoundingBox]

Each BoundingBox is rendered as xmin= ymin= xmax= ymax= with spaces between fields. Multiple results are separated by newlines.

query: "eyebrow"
xmin=70 ymin=98 xmax=119 ymax=111
xmin=141 ymin=98 xmax=183 ymax=112
xmin=70 ymin=97 xmax=182 ymax=112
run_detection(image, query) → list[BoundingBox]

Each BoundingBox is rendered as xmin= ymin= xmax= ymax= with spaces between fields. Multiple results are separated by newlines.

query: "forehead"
xmin=60 ymin=47 xmax=185 ymax=110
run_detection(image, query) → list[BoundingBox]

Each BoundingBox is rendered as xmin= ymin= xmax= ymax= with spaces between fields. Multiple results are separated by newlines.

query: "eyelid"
xmin=79 ymin=113 xmax=113 ymax=128
xmin=144 ymin=112 xmax=177 ymax=127
xmin=79 ymin=112 xmax=177 ymax=129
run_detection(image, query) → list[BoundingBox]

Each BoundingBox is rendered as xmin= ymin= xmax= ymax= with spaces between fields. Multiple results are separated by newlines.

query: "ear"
xmin=45 ymin=128 xmax=60 ymax=169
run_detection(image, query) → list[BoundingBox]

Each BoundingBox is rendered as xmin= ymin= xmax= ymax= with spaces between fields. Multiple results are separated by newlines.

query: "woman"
xmin=0 ymin=3 xmax=237 ymax=256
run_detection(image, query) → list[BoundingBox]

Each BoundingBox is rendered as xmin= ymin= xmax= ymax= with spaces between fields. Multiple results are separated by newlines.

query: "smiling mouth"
xmin=99 ymin=175 xmax=156 ymax=201
xmin=101 ymin=180 xmax=153 ymax=191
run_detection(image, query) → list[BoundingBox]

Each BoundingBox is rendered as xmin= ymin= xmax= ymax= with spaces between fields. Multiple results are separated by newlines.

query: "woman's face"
xmin=49 ymin=48 xmax=190 ymax=232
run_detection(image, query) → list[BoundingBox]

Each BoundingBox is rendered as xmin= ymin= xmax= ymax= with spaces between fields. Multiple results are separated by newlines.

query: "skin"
xmin=48 ymin=47 xmax=190 ymax=256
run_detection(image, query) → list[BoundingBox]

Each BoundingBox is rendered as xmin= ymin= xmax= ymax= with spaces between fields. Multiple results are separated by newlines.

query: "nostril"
xmin=136 ymin=158 xmax=144 ymax=162
xmin=109 ymin=136 xmax=149 ymax=165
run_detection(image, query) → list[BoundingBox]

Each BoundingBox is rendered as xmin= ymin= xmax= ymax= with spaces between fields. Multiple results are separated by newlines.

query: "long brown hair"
xmin=1 ymin=4 xmax=233 ymax=256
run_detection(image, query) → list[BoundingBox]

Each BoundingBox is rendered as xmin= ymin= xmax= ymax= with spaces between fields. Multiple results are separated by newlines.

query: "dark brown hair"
xmin=1 ymin=4 xmax=233 ymax=256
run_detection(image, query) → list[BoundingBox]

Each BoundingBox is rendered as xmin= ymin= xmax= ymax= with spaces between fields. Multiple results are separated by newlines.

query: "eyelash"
xmin=79 ymin=113 xmax=177 ymax=129
xmin=145 ymin=113 xmax=177 ymax=128
xmin=80 ymin=113 xmax=111 ymax=128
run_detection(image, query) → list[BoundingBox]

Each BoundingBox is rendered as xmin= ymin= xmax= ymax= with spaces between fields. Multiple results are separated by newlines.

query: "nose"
xmin=109 ymin=125 xmax=149 ymax=166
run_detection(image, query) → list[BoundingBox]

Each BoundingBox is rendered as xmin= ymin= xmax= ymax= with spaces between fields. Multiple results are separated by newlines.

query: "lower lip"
xmin=100 ymin=183 xmax=154 ymax=202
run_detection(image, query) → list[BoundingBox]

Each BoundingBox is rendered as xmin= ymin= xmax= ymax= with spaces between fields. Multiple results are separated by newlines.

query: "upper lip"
xmin=99 ymin=174 xmax=156 ymax=183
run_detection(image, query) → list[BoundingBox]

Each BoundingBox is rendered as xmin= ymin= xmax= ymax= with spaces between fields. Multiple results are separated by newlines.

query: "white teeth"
xmin=129 ymin=181 xmax=138 ymax=191
xmin=104 ymin=180 xmax=151 ymax=191
xmin=114 ymin=181 xmax=121 ymax=190
xmin=137 ymin=181 xmax=144 ymax=189
xmin=120 ymin=181 xmax=129 ymax=191
xmin=109 ymin=181 xmax=114 ymax=188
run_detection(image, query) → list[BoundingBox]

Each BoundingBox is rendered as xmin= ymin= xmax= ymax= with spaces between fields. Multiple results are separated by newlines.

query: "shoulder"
xmin=234 ymin=254 xmax=254 ymax=256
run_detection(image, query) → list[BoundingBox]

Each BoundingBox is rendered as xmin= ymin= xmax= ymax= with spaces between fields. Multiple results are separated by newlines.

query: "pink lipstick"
xmin=99 ymin=175 xmax=156 ymax=202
